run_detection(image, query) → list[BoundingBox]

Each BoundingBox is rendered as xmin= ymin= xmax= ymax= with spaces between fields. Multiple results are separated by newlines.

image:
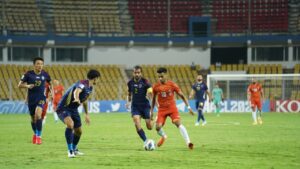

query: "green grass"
xmin=0 ymin=113 xmax=299 ymax=169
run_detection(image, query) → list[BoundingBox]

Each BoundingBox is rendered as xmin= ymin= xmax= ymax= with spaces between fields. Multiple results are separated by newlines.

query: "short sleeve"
xmin=46 ymin=72 xmax=51 ymax=83
xmin=172 ymin=82 xmax=181 ymax=93
xmin=145 ymin=79 xmax=152 ymax=89
xmin=203 ymin=83 xmax=208 ymax=91
xmin=127 ymin=81 xmax=132 ymax=93
xmin=20 ymin=72 xmax=29 ymax=82
xmin=76 ymin=82 xmax=85 ymax=90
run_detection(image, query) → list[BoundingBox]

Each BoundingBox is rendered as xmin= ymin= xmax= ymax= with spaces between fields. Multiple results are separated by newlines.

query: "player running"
xmin=56 ymin=69 xmax=100 ymax=158
xmin=126 ymin=65 xmax=153 ymax=148
xmin=150 ymin=67 xmax=194 ymax=150
xmin=52 ymin=79 xmax=64 ymax=122
xmin=247 ymin=78 xmax=264 ymax=125
xmin=18 ymin=57 xmax=51 ymax=144
xmin=212 ymin=82 xmax=224 ymax=116
xmin=189 ymin=74 xmax=211 ymax=126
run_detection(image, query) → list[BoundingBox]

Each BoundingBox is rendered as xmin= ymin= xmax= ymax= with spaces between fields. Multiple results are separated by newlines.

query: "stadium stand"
xmin=2 ymin=0 xmax=46 ymax=32
xmin=0 ymin=64 xmax=126 ymax=101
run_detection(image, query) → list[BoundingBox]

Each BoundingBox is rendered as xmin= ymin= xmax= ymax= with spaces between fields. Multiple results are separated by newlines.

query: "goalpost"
xmin=206 ymin=74 xmax=300 ymax=113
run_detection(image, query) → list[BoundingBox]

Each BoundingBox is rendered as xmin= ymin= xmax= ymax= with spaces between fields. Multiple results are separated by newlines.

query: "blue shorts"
xmin=131 ymin=105 xmax=150 ymax=119
xmin=195 ymin=100 xmax=205 ymax=110
xmin=28 ymin=101 xmax=45 ymax=116
xmin=58 ymin=110 xmax=82 ymax=129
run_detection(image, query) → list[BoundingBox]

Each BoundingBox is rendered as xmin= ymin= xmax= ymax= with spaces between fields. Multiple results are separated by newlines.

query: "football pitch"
xmin=0 ymin=113 xmax=299 ymax=169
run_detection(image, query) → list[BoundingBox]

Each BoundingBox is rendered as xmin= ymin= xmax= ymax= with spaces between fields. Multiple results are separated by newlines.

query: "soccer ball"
xmin=144 ymin=139 xmax=156 ymax=151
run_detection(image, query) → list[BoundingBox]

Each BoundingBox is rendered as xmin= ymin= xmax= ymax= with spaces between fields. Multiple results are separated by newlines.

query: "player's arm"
xmin=188 ymin=89 xmax=195 ymax=99
xmin=221 ymin=89 xmax=224 ymax=102
xmin=260 ymin=87 xmax=264 ymax=101
xmin=126 ymin=86 xmax=132 ymax=109
xmin=177 ymin=90 xmax=194 ymax=116
xmin=83 ymin=100 xmax=90 ymax=125
xmin=73 ymin=88 xmax=83 ymax=104
xmin=18 ymin=81 xmax=34 ymax=89
xmin=206 ymin=90 xmax=212 ymax=102
xmin=247 ymin=86 xmax=252 ymax=104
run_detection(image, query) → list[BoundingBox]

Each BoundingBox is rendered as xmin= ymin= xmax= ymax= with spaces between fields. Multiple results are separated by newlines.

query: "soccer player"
xmin=150 ymin=67 xmax=194 ymax=150
xmin=212 ymin=82 xmax=224 ymax=116
xmin=126 ymin=65 xmax=153 ymax=148
xmin=18 ymin=57 xmax=51 ymax=144
xmin=189 ymin=74 xmax=211 ymax=126
xmin=56 ymin=69 xmax=100 ymax=158
xmin=52 ymin=79 xmax=64 ymax=122
xmin=247 ymin=78 xmax=264 ymax=125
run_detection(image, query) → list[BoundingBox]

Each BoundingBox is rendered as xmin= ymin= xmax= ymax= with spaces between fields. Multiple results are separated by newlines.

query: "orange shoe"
xmin=36 ymin=136 xmax=42 ymax=145
xmin=32 ymin=135 xmax=37 ymax=144
xmin=188 ymin=143 xmax=194 ymax=150
xmin=157 ymin=136 xmax=167 ymax=147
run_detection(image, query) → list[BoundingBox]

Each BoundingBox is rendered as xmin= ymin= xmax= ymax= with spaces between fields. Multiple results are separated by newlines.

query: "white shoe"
xmin=68 ymin=150 xmax=75 ymax=158
xmin=195 ymin=122 xmax=200 ymax=126
xmin=74 ymin=149 xmax=84 ymax=156
xmin=202 ymin=121 xmax=207 ymax=126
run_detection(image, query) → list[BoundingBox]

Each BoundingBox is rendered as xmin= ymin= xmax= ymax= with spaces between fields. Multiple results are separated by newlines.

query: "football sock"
xmin=35 ymin=119 xmax=42 ymax=137
xmin=179 ymin=125 xmax=190 ymax=145
xmin=157 ymin=128 xmax=166 ymax=137
xmin=31 ymin=122 xmax=36 ymax=134
xmin=53 ymin=112 xmax=59 ymax=121
xmin=252 ymin=111 xmax=257 ymax=122
xmin=73 ymin=134 xmax=81 ymax=150
xmin=137 ymin=129 xmax=147 ymax=142
xmin=65 ymin=128 xmax=74 ymax=151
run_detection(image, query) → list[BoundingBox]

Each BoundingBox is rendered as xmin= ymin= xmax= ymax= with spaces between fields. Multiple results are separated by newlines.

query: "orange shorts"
xmin=250 ymin=99 xmax=262 ymax=110
xmin=156 ymin=107 xmax=180 ymax=125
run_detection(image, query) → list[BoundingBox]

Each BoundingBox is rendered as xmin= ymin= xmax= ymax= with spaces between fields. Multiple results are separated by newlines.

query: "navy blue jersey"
xmin=20 ymin=70 xmax=51 ymax=105
xmin=127 ymin=78 xmax=151 ymax=106
xmin=56 ymin=80 xmax=92 ymax=113
xmin=192 ymin=82 xmax=208 ymax=101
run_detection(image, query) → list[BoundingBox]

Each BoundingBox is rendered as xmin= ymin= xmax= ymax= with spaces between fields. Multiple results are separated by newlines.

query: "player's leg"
xmin=156 ymin=112 xmax=167 ymax=147
xmin=197 ymin=101 xmax=206 ymax=126
xmin=172 ymin=113 xmax=193 ymax=150
xmin=34 ymin=104 xmax=44 ymax=144
xmin=195 ymin=100 xmax=200 ymax=126
xmin=132 ymin=106 xmax=148 ymax=143
xmin=28 ymin=105 xmax=37 ymax=144
xmin=256 ymin=100 xmax=263 ymax=124
xmin=144 ymin=107 xmax=153 ymax=130
xmin=52 ymin=101 xmax=59 ymax=122
xmin=250 ymin=100 xmax=257 ymax=125
xmin=215 ymin=100 xmax=221 ymax=116
xmin=71 ymin=112 xmax=84 ymax=155
xmin=58 ymin=111 xmax=75 ymax=158
xmin=41 ymin=101 xmax=48 ymax=125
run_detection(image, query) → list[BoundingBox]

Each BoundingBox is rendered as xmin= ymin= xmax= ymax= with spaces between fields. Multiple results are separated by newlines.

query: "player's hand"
xmin=85 ymin=114 xmax=90 ymax=125
xmin=188 ymin=108 xmax=194 ymax=116
xmin=125 ymin=102 xmax=131 ymax=110
xmin=27 ymin=84 xmax=34 ymax=89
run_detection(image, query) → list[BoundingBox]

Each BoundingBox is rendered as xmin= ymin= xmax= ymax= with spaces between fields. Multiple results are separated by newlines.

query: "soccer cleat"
xmin=32 ymin=135 xmax=37 ymax=144
xmin=68 ymin=150 xmax=75 ymax=158
xmin=258 ymin=117 xmax=263 ymax=125
xmin=188 ymin=143 xmax=194 ymax=150
xmin=157 ymin=136 xmax=167 ymax=147
xmin=74 ymin=149 xmax=84 ymax=156
xmin=252 ymin=121 xmax=258 ymax=125
xmin=202 ymin=121 xmax=207 ymax=126
xmin=195 ymin=122 xmax=200 ymax=126
xmin=36 ymin=136 xmax=42 ymax=145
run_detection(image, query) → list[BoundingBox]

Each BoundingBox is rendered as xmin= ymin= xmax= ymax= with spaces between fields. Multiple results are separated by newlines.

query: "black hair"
xmin=157 ymin=67 xmax=167 ymax=73
xmin=33 ymin=57 xmax=44 ymax=64
xmin=87 ymin=69 xmax=101 ymax=80
xmin=134 ymin=65 xmax=142 ymax=72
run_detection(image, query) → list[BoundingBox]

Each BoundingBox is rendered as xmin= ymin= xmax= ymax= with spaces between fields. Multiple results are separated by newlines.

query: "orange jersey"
xmin=44 ymin=82 xmax=50 ymax=98
xmin=53 ymin=84 xmax=64 ymax=101
xmin=247 ymin=83 xmax=263 ymax=100
xmin=153 ymin=80 xmax=181 ymax=110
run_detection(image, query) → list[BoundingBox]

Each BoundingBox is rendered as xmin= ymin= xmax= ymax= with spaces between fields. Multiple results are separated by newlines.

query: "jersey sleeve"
xmin=247 ymin=85 xmax=251 ymax=94
xmin=191 ymin=84 xmax=196 ymax=91
xmin=152 ymin=84 xmax=158 ymax=95
xmin=127 ymin=81 xmax=132 ymax=93
xmin=45 ymin=72 xmax=51 ymax=83
xmin=76 ymin=82 xmax=85 ymax=90
xmin=203 ymin=83 xmax=208 ymax=91
xmin=172 ymin=82 xmax=181 ymax=93
xmin=20 ymin=72 xmax=29 ymax=82
xmin=145 ymin=79 xmax=152 ymax=89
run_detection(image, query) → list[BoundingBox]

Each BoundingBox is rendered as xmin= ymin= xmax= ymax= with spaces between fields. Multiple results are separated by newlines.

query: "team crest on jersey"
xmin=252 ymin=88 xmax=258 ymax=92
xmin=36 ymin=76 xmax=40 ymax=79
xmin=196 ymin=86 xmax=201 ymax=90
xmin=42 ymin=76 xmax=45 ymax=80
